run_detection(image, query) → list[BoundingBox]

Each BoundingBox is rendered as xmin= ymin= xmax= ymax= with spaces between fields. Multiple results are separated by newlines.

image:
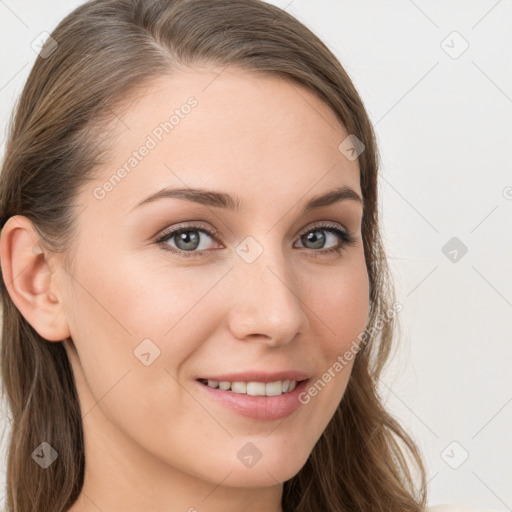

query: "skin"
xmin=0 ymin=67 xmax=369 ymax=512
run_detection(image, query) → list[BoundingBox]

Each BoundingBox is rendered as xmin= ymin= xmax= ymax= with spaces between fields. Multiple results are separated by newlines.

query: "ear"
xmin=0 ymin=215 xmax=71 ymax=342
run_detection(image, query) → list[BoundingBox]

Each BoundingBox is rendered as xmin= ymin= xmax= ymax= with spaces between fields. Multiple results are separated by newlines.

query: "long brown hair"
xmin=0 ymin=1 xmax=428 ymax=510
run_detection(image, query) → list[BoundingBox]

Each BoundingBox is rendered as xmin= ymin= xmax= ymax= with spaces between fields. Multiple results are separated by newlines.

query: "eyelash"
xmin=154 ymin=222 xmax=356 ymax=259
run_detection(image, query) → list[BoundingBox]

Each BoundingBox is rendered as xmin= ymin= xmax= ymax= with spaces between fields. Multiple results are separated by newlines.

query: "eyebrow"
xmin=131 ymin=185 xmax=363 ymax=213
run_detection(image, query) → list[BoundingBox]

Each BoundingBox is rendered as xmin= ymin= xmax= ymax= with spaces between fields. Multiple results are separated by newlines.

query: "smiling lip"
xmin=195 ymin=371 xmax=310 ymax=421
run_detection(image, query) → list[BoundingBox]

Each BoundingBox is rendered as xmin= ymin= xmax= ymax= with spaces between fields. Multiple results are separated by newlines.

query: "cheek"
xmin=62 ymin=253 xmax=222 ymax=452
xmin=63 ymin=249 xmax=232 ymax=425
xmin=309 ymin=258 xmax=370 ymax=355
xmin=292 ymin=256 xmax=369 ymax=429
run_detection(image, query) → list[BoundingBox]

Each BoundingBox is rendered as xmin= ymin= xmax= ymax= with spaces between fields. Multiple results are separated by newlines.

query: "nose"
xmin=226 ymin=244 xmax=309 ymax=347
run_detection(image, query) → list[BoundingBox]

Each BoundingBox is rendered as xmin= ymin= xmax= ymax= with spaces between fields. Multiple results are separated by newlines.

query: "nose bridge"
xmin=227 ymin=236 xmax=308 ymax=344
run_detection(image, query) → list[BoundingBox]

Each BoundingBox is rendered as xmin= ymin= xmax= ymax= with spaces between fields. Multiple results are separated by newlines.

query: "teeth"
xmin=246 ymin=382 xmax=266 ymax=396
xmin=265 ymin=381 xmax=282 ymax=396
xmin=231 ymin=382 xmax=247 ymax=393
xmin=201 ymin=379 xmax=301 ymax=396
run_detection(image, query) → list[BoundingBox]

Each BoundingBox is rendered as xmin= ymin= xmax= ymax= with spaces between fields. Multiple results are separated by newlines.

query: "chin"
xmin=222 ymin=446 xmax=311 ymax=487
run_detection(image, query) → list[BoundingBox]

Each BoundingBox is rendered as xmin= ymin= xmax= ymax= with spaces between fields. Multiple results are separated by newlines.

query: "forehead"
xmin=86 ymin=67 xmax=361 ymax=215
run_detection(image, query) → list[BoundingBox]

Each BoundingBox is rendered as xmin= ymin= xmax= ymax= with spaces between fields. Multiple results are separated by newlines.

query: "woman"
xmin=0 ymin=1 xmax=501 ymax=511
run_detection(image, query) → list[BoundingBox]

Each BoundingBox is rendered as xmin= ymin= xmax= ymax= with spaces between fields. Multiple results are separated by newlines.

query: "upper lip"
xmin=197 ymin=370 xmax=309 ymax=383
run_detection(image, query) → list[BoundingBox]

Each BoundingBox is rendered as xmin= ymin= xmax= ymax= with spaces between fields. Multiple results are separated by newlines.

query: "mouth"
xmin=195 ymin=377 xmax=310 ymax=421
xmin=196 ymin=378 xmax=307 ymax=397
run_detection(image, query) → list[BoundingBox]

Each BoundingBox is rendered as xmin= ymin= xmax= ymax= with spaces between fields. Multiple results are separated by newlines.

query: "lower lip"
xmin=196 ymin=379 xmax=309 ymax=421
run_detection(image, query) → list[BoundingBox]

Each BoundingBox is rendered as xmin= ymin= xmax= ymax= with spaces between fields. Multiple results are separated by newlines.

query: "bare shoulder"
xmin=427 ymin=505 xmax=505 ymax=512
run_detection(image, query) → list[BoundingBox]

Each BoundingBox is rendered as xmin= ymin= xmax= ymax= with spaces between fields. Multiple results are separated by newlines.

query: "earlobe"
xmin=0 ymin=215 xmax=71 ymax=342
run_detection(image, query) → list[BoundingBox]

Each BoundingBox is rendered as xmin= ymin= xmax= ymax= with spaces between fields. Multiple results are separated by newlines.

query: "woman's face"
xmin=58 ymin=67 xmax=369 ymax=503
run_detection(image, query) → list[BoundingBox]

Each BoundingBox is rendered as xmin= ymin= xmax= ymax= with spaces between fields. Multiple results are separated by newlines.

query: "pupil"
xmin=176 ymin=230 xmax=199 ymax=250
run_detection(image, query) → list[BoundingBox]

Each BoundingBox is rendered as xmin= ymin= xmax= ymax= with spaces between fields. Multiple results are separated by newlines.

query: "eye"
xmin=294 ymin=222 xmax=356 ymax=256
xmin=155 ymin=223 xmax=221 ymax=258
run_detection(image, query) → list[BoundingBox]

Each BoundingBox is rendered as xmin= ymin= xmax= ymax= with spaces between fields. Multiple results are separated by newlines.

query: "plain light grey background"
xmin=0 ymin=0 xmax=511 ymax=510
